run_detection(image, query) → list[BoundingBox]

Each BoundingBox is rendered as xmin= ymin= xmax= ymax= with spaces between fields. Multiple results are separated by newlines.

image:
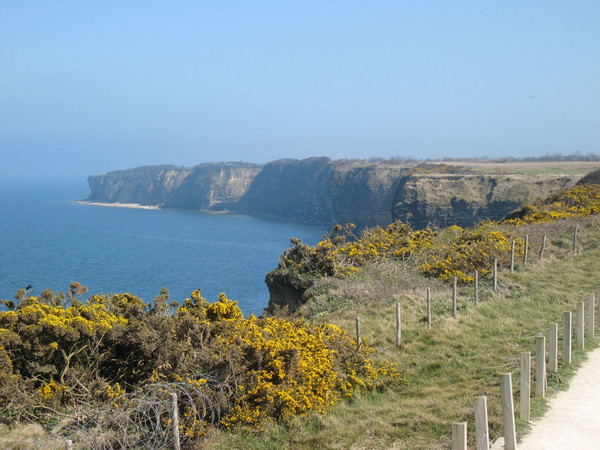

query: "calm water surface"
xmin=0 ymin=180 xmax=324 ymax=315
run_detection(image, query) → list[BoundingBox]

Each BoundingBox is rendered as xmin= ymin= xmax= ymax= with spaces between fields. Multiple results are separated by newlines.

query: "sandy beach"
xmin=75 ymin=200 xmax=160 ymax=210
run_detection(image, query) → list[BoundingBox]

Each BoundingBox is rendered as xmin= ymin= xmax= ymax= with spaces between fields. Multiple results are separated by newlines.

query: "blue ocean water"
xmin=0 ymin=180 xmax=325 ymax=315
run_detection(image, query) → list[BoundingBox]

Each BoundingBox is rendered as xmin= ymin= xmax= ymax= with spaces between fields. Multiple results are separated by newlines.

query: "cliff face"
xmin=87 ymin=165 xmax=191 ymax=205
xmin=87 ymin=163 xmax=260 ymax=210
xmin=328 ymin=163 xmax=409 ymax=228
xmin=235 ymin=157 xmax=334 ymax=224
xmin=393 ymin=171 xmax=576 ymax=229
xmin=87 ymin=160 xmax=592 ymax=232
xmin=162 ymin=163 xmax=261 ymax=210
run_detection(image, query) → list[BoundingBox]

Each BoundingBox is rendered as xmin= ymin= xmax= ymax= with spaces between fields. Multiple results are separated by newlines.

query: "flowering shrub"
xmin=0 ymin=288 xmax=400 ymax=433
xmin=503 ymin=184 xmax=600 ymax=226
xmin=279 ymin=221 xmax=435 ymax=278
xmin=175 ymin=292 xmax=401 ymax=430
xmin=418 ymin=222 xmax=525 ymax=283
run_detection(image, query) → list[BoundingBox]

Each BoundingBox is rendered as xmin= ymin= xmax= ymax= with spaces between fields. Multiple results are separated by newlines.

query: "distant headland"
xmin=85 ymin=156 xmax=600 ymax=230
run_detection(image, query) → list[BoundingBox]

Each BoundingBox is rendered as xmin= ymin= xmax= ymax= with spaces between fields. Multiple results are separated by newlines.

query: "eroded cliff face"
xmin=87 ymin=165 xmax=191 ymax=205
xmin=86 ymin=163 xmax=261 ymax=210
xmin=393 ymin=170 xmax=576 ymax=229
xmin=328 ymin=163 xmax=409 ymax=228
xmin=234 ymin=158 xmax=410 ymax=227
xmin=235 ymin=157 xmax=334 ymax=224
xmin=162 ymin=163 xmax=262 ymax=210
xmin=87 ymin=160 xmax=591 ymax=233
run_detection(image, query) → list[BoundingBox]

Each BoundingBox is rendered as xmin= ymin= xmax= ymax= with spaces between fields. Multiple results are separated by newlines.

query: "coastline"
xmin=75 ymin=200 xmax=160 ymax=210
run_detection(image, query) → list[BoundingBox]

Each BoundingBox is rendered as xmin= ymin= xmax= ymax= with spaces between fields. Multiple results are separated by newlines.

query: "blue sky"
xmin=1 ymin=1 xmax=599 ymax=181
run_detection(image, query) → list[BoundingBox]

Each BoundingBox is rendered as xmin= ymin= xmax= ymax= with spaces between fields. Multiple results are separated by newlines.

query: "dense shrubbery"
xmin=418 ymin=222 xmax=525 ymax=283
xmin=279 ymin=222 xmax=435 ymax=278
xmin=0 ymin=288 xmax=400 ymax=436
xmin=502 ymin=183 xmax=600 ymax=226
xmin=279 ymin=184 xmax=600 ymax=285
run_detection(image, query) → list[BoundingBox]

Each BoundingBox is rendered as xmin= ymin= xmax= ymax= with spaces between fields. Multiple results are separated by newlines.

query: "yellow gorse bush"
xmin=418 ymin=221 xmax=525 ymax=283
xmin=280 ymin=222 xmax=435 ymax=278
xmin=0 ymin=289 xmax=400 ymax=432
xmin=38 ymin=378 xmax=67 ymax=404
xmin=503 ymin=183 xmax=600 ymax=226
xmin=176 ymin=292 xmax=400 ymax=430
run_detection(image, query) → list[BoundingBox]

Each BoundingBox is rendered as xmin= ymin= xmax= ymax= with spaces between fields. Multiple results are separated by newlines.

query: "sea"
xmin=0 ymin=179 xmax=325 ymax=316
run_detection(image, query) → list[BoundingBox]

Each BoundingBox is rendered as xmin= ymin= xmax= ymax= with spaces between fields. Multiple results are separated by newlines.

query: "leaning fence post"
xmin=474 ymin=270 xmax=479 ymax=306
xmin=577 ymin=302 xmax=585 ymax=350
xmin=564 ymin=311 xmax=572 ymax=364
xmin=396 ymin=303 xmax=401 ymax=347
xmin=548 ymin=323 xmax=558 ymax=372
xmin=539 ymin=233 xmax=547 ymax=259
xmin=170 ymin=392 xmax=181 ymax=450
xmin=510 ymin=240 xmax=515 ymax=272
xmin=452 ymin=277 xmax=457 ymax=318
xmin=535 ymin=334 xmax=546 ymax=397
xmin=474 ymin=396 xmax=490 ymax=450
xmin=500 ymin=373 xmax=517 ymax=450
xmin=493 ymin=259 xmax=498 ymax=292
xmin=356 ymin=317 xmax=361 ymax=350
xmin=572 ymin=225 xmax=578 ymax=253
xmin=587 ymin=293 xmax=595 ymax=339
xmin=427 ymin=287 xmax=432 ymax=329
xmin=520 ymin=352 xmax=531 ymax=421
xmin=523 ymin=235 xmax=529 ymax=265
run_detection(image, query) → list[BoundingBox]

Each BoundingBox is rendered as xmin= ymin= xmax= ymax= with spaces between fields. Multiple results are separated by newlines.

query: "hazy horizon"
xmin=2 ymin=1 xmax=599 ymax=182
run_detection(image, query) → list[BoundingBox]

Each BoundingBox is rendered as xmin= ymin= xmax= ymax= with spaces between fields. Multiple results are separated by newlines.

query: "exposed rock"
xmin=236 ymin=157 xmax=334 ymax=224
xmin=162 ymin=162 xmax=261 ymax=210
xmin=87 ymin=160 xmax=594 ymax=232
xmin=327 ymin=163 xmax=409 ymax=228
xmin=393 ymin=169 xmax=576 ymax=229
xmin=87 ymin=165 xmax=190 ymax=206
xmin=577 ymin=169 xmax=600 ymax=185
xmin=264 ymin=270 xmax=311 ymax=314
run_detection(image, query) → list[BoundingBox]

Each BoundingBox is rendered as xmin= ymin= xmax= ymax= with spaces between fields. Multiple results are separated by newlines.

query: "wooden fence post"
xmin=523 ymin=235 xmax=529 ymax=265
xmin=500 ymin=373 xmax=517 ymax=450
xmin=356 ymin=317 xmax=361 ymax=350
xmin=65 ymin=440 xmax=73 ymax=450
xmin=510 ymin=240 xmax=515 ymax=272
xmin=535 ymin=334 xmax=546 ymax=397
xmin=539 ymin=233 xmax=547 ymax=259
xmin=587 ymin=293 xmax=595 ymax=339
xmin=451 ymin=422 xmax=467 ymax=450
xmin=548 ymin=323 xmax=558 ymax=372
xmin=474 ymin=396 xmax=489 ymax=450
xmin=396 ymin=303 xmax=401 ymax=347
xmin=170 ymin=392 xmax=181 ymax=450
xmin=452 ymin=277 xmax=457 ymax=318
xmin=520 ymin=352 xmax=531 ymax=421
xmin=577 ymin=302 xmax=585 ymax=350
xmin=474 ymin=270 xmax=479 ymax=306
xmin=597 ymin=288 xmax=600 ymax=324
xmin=564 ymin=311 xmax=572 ymax=364
xmin=493 ymin=259 xmax=498 ymax=292
xmin=572 ymin=225 xmax=578 ymax=253
xmin=427 ymin=287 xmax=431 ymax=329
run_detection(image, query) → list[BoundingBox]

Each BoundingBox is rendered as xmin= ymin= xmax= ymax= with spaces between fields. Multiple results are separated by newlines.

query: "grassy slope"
xmin=212 ymin=216 xmax=600 ymax=449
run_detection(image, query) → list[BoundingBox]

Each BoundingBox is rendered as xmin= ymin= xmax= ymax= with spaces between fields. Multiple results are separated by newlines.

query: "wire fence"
xmin=7 ymin=378 xmax=230 ymax=449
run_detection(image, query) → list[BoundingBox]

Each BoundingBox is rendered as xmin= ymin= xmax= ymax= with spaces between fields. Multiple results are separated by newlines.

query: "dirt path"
xmin=516 ymin=346 xmax=600 ymax=449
